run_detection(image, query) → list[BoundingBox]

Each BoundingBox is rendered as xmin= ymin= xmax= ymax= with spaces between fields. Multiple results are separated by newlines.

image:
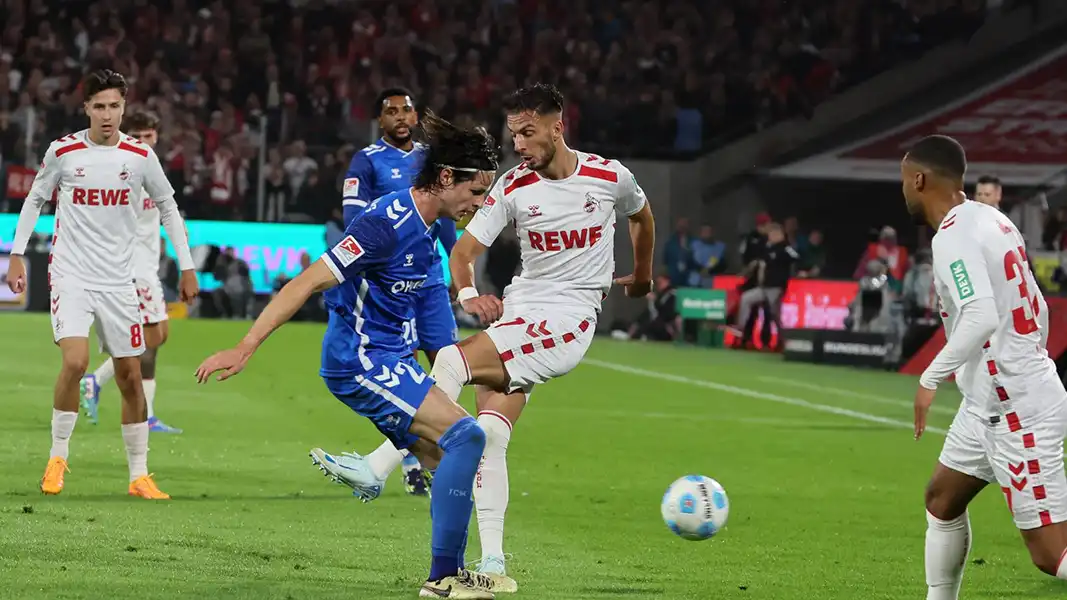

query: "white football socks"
xmin=50 ymin=409 xmax=78 ymax=460
xmin=121 ymin=422 xmax=149 ymax=482
xmin=430 ymin=345 xmax=471 ymax=402
xmin=94 ymin=358 xmax=115 ymax=387
xmin=143 ymin=379 xmax=157 ymax=420
xmin=366 ymin=440 xmax=407 ymax=480
xmin=476 ymin=410 xmax=512 ymax=561
xmin=925 ymin=510 xmax=971 ymax=600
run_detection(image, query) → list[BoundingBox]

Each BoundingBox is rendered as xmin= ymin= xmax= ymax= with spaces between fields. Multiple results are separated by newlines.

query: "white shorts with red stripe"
xmin=135 ymin=275 xmax=168 ymax=325
xmin=484 ymin=304 xmax=596 ymax=394
xmin=50 ymin=280 xmax=146 ymax=359
xmin=939 ymin=402 xmax=1067 ymax=530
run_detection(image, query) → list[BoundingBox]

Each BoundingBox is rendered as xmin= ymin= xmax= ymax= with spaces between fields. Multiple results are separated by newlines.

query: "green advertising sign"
xmin=676 ymin=288 xmax=727 ymax=322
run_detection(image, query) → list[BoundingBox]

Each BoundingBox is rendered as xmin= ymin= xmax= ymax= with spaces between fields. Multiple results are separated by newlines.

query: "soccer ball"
xmin=661 ymin=475 xmax=729 ymax=541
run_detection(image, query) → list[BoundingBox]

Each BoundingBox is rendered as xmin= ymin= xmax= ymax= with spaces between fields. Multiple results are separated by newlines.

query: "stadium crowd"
xmin=0 ymin=0 xmax=993 ymax=222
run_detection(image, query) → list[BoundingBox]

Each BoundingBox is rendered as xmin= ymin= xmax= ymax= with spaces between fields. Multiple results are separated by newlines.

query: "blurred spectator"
xmin=283 ymin=140 xmax=317 ymax=197
xmin=974 ymin=175 xmax=1002 ymax=208
xmin=0 ymin=0 xmax=994 ymax=220
xmin=627 ymin=273 xmax=679 ymax=342
xmin=663 ymin=217 xmax=695 ymax=288
xmin=737 ymin=223 xmax=796 ymax=348
xmin=325 ymin=206 xmax=346 ymax=248
xmin=688 ymin=224 xmax=726 ymax=287
xmin=783 ymin=216 xmax=800 ymax=249
xmin=272 ymin=252 xmax=324 ymax=321
xmin=212 ymin=247 xmax=253 ymax=319
xmin=854 ymin=226 xmax=908 ymax=288
xmin=796 ymin=230 xmax=826 ymax=278
xmin=1044 ymin=207 xmax=1067 ymax=251
xmin=740 ymin=212 xmax=772 ymax=267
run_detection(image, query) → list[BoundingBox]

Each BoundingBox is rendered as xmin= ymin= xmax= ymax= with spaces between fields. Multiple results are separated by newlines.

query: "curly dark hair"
xmin=83 ymin=69 xmax=128 ymax=101
xmin=413 ymin=111 xmax=498 ymax=192
xmin=502 ymin=83 xmax=564 ymax=115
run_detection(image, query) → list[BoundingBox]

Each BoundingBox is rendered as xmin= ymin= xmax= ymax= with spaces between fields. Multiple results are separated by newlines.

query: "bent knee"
xmin=925 ymin=482 xmax=967 ymax=521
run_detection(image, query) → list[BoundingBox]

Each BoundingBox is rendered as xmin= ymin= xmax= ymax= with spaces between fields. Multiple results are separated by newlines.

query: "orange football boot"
xmin=40 ymin=457 xmax=69 ymax=495
xmin=128 ymin=474 xmax=170 ymax=500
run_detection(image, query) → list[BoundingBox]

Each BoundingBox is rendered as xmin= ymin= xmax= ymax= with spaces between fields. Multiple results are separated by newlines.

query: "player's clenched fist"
xmin=178 ymin=270 xmax=199 ymax=304
xmin=613 ymin=274 xmax=652 ymax=298
xmin=461 ymin=295 xmax=503 ymax=325
xmin=5 ymin=255 xmax=26 ymax=294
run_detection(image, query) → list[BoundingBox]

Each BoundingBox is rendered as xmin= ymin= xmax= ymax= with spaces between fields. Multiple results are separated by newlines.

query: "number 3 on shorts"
xmin=130 ymin=323 xmax=143 ymax=348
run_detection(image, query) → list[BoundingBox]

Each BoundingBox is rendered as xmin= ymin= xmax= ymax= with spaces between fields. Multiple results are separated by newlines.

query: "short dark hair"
xmin=502 ymin=83 xmax=564 ymax=115
xmin=83 ymin=69 xmax=128 ymax=101
xmin=374 ymin=87 xmax=415 ymax=116
xmin=976 ymin=175 xmax=1001 ymax=187
xmin=122 ymin=111 xmax=160 ymax=133
xmin=906 ymin=135 xmax=967 ymax=181
xmin=413 ymin=111 xmax=498 ymax=191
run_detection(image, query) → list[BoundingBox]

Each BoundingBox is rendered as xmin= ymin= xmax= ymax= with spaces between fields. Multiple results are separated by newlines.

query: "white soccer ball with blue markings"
xmin=661 ymin=475 xmax=729 ymax=540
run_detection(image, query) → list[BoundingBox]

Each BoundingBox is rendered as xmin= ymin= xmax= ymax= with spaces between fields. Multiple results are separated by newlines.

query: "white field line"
xmin=757 ymin=375 xmax=958 ymax=416
xmin=583 ymin=358 xmax=947 ymax=436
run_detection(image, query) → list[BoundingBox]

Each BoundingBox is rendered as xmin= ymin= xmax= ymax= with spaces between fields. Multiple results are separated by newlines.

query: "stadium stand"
xmin=0 ymin=0 xmax=994 ymax=221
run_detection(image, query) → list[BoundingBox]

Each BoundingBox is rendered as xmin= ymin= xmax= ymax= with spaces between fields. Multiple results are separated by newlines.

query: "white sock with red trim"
xmin=1056 ymin=547 xmax=1067 ymax=579
xmin=430 ymin=345 xmax=471 ymax=402
xmin=475 ymin=410 xmax=512 ymax=561
xmin=925 ymin=510 xmax=970 ymax=600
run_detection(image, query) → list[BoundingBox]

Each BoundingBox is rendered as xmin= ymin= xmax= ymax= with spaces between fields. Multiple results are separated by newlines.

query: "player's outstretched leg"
xmin=42 ymin=338 xmax=90 ymax=495
xmin=113 ymin=356 xmax=168 ymax=500
xmin=432 ymin=338 xmax=525 ymax=594
xmin=410 ymin=387 xmax=493 ymax=599
xmin=924 ymin=462 xmax=987 ymax=600
xmin=81 ymin=357 xmax=113 ymax=425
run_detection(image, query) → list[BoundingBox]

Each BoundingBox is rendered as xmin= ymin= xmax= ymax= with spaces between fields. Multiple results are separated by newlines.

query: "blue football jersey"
xmin=319 ymin=189 xmax=438 ymax=377
xmin=341 ymin=138 xmax=455 ymax=285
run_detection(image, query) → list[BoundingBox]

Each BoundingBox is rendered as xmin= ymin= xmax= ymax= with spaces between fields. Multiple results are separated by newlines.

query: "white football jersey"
xmin=23 ymin=130 xmax=175 ymax=291
xmin=933 ymin=200 xmax=1064 ymax=420
xmin=465 ymin=151 xmax=647 ymax=314
xmin=133 ymin=193 xmax=162 ymax=280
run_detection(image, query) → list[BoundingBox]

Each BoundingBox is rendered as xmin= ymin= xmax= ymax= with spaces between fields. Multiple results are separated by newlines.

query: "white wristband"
xmin=457 ymin=287 xmax=479 ymax=303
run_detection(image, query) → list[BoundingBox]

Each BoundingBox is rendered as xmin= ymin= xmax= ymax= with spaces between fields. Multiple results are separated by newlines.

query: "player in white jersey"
xmin=904 ymin=135 xmax=1067 ymax=599
xmin=313 ymin=84 xmax=655 ymax=593
xmin=5 ymin=70 xmax=198 ymax=499
xmin=82 ymin=111 xmax=183 ymax=433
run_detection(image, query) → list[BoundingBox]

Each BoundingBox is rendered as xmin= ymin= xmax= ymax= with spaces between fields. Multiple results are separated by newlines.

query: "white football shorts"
xmin=49 ymin=280 xmax=146 ymax=358
xmin=484 ymin=302 xmax=596 ymax=395
xmin=135 ymin=275 xmax=168 ymax=325
xmin=939 ymin=402 xmax=1067 ymax=530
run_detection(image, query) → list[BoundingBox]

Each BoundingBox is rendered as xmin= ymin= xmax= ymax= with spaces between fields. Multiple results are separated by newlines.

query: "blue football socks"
xmin=427 ymin=416 xmax=485 ymax=581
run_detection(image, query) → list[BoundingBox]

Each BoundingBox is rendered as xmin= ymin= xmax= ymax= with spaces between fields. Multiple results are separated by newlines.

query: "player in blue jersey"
xmin=331 ymin=88 xmax=459 ymax=496
xmin=195 ymin=113 xmax=500 ymax=599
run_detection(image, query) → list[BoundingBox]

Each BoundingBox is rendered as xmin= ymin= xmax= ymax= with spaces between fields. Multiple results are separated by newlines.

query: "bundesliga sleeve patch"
xmin=332 ymin=235 xmax=365 ymax=267
xmin=950 ymin=259 xmax=974 ymax=300
xmin=483 ymin=195 xmax=496 ymax=207
xmin=343 ymin=178 xmax=360 ymax=197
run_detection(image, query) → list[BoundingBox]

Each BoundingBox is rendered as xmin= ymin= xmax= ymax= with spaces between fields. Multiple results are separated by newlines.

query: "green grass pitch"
xmin=0 ymin=313 xmax=1064 ymax=599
